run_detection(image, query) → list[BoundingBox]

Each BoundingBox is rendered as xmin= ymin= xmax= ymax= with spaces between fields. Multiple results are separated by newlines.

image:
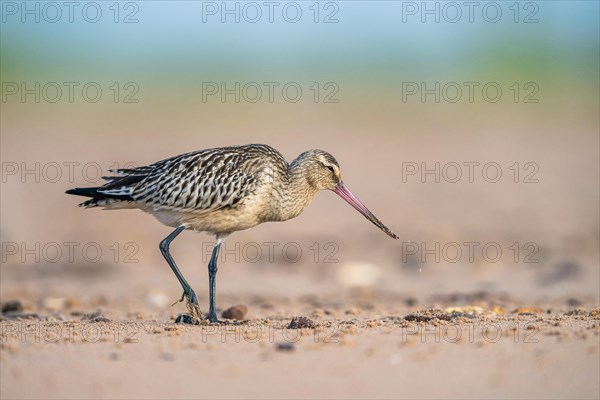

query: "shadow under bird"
xmin=66 ymin=144 xmax=398 ymax=323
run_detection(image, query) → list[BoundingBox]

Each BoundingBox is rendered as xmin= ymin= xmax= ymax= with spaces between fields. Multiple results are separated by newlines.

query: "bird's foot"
xmin=205 ymin=311 xmax=224 ymax=324
xmin=171 ymin=286 xmax=199 ymax=306
xmin=172 ymin=287 xmax=203 ymax=322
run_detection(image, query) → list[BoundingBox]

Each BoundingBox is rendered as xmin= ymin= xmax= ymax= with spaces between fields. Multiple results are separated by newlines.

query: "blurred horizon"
xmin=2 ymin=1 xmax=598 ymax=100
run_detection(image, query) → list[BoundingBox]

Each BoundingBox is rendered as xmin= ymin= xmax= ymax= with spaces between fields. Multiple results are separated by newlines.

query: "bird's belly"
xmin=148 ymin=207 xmax=262 ymax=234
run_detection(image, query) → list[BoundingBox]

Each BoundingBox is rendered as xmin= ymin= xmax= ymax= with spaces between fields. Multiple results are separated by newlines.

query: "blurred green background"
xmin=2 ymin=1 xmax=598 ymax=105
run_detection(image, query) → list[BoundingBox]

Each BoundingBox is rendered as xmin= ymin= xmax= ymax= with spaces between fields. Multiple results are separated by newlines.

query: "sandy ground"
xmin=1 ymin=292 xmax=599 ymax=399
xmin=1 ymin=102 xmax=599 ymax=399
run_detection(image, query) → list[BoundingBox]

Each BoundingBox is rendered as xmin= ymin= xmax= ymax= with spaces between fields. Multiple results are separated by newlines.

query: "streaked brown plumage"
xmin=66 ymin=144 xmax=398 ymax=323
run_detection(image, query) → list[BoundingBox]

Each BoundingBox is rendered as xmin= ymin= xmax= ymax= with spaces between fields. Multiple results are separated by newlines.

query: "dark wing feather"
xmin=124 ymin=145 xmax=282 ymax=213
xmin=69 ymin=144 xmax=286 ymax=211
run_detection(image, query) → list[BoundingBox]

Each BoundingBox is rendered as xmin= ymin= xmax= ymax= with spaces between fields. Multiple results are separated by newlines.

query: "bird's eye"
xmin=327 ymin=165 xmax=335 ymax=172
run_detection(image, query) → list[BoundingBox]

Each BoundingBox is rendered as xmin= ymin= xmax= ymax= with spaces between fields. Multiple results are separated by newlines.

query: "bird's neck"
xmin=269 ymin=157 xmax=319 ymax=222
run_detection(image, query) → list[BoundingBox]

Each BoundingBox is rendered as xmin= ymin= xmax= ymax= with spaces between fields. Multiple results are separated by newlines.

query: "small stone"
xmin=222 ymin=304 xmax=248 ymax=320
xmin=1 ymin=300 xmax=23 ymax=313
xmin=288 ymin=316 xmax=316 ymax=329
xmin=275 ymin=342 xmax=295 ymax=352
xmin=566 ymin=298 xmax=583 ymax=307
xmin=81 ymin=310 xmax=109 ymax=322
xmin=588 ymin=309 xmax=600 ymax=318
xmin=175 ymin=314 xmax=198 ymax=325
xmin=404 ymin=297 xmax=417 ymax=307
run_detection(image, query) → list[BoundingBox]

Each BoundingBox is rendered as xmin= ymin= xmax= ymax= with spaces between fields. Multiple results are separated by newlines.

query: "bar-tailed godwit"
xmin=66 ymin=144 xmax=398 ymax=322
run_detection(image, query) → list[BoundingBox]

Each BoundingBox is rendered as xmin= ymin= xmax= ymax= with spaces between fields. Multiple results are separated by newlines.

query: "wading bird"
xmin=66 ymin=144 xmax=398 ymax=322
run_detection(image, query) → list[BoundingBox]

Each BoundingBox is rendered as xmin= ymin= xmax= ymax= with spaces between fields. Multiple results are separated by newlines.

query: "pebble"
xmin=1 ymin=300 xmax=23 ymax=313
xmin=288 ymin=316 xmax=316 ymax=329
xmin=175 ymin=314 xmax=198 ymax=325
xmin=567 ymin=298 xmax=583 ymax=307
xmin=81 ymin=310 xmax=110 ymax=322
xmin=275 ymin=342 xmax=295 ymax=352
xmin=404 ymin=297 xmax=417 ymax=307
xmin=222 ymin=304 xmax=248 ymax=320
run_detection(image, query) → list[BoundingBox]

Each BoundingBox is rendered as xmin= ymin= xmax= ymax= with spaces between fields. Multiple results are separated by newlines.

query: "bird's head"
xmin=296 ymin=149 xmax=342 ymax=191
xmin=293 ymin=149 xmax=399 ymax=239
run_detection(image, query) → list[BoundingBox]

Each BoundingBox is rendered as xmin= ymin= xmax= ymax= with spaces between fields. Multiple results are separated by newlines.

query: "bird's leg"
xmin=160 ymin=226 xmax=203 ymax=320
xmin=206 ymin=241 xmax=223 ymax=323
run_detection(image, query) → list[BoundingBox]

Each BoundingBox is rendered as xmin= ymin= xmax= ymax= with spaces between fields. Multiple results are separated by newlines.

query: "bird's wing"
xmin=100 ymin=146 xmax=281 ymax=213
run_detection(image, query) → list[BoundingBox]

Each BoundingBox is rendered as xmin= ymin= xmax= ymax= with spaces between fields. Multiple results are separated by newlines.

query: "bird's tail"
xmin=65 ymin=187 xmax=134 ymax=208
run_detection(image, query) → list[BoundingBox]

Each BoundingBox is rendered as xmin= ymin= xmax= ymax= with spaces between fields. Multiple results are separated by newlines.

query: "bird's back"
xmin=80 ymin=144 xmax=288 ymax=216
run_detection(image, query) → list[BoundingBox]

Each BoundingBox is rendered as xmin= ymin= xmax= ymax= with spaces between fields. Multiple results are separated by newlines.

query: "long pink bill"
xmin=333 ymin=181 xmax=399 ymax=239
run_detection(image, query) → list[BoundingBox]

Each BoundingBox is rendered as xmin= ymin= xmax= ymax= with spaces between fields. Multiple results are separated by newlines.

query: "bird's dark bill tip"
xmin=334 ymin=182 xmax=399 ymax=240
